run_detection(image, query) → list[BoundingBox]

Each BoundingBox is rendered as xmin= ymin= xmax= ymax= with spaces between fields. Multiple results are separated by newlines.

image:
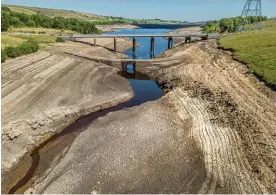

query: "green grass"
xmin=4 ymin=4 xmax=103 ymax=19
xmin=13 ymin=35 xmax=57 ymax=43
xmin=1 ymin=35 xmax=25 ymax=48
xmin=219 ymin=20 xmax=276 ymax=86
xmin=1 ymin=33 xmax=57 ymax=49
xmin=7 ymin=5 xmax=37 ymax=15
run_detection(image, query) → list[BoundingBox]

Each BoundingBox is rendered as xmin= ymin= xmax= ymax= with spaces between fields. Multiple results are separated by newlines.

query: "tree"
xmin=1 ymin=12 xmax=10 ymax=31
xmin=233 ymin=17 xmax=242 ymax=32
xmin=1 ymin=9 xmax=100 ymax=34
xmin=9 ymin=17 xmax=22 ymax=27
xmin=16 ymin=12 xmax=30 ymax=23
xmin=220 ymin=18 xmax=231 ymax=33
xmin=1 ymin=6 xmax=11 ymax=12
xmin=26 ymin=20 xmax=36 ymax=27
xmin=1 ymin=49 xmax=7 ymax=63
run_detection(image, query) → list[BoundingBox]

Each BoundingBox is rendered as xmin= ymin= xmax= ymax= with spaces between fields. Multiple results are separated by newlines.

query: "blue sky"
xmin=2 ymin=0 xmax=276 ymax=22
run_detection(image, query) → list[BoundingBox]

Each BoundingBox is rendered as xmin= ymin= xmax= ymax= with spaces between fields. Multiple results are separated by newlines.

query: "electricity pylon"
xmin=240 ymin=0 xmax=262 ymax=31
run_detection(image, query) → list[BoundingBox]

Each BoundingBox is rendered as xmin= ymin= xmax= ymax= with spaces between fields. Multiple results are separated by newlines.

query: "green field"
xmin=219 ymin=20 xmax=276 ymax=86
xmin=1 ymin=34 xmax=25 ymax=48
xmin=1 ymin=34 xmax=57 ymax=49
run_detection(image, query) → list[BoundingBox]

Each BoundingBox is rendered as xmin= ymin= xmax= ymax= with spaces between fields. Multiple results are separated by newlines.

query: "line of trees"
xmin=202 ymin=16 xmax=268 ymax=33
xmin=1 ymin=6 xmax=101 ymax=34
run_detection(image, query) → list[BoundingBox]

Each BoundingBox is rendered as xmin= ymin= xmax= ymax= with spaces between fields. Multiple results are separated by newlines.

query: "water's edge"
xmin=9 ymin=60 xmax=165 ymax=194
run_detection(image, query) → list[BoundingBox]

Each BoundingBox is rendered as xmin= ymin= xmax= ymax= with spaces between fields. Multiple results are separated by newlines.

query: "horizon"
xmin=2 ymin=0 xmax=276 ymax=22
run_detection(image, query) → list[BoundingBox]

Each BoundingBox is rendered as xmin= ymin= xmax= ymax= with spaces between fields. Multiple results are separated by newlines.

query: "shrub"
xmin=5 ymin=46 xmax=21 ymax=58
xmin=18 ymin=42 xmax=34 ymax=54
xmin=1 ymin=49 xmax=7 ymax=63
xmin=4 ymin=40 xmax=39 ymax=59
xmin=26 ymin=20 xmax=36 ymax=27
xmin=56 ymin=37 xmax=65 ymax=43
xmin=27 ymin=40 xmax=39 ymax=52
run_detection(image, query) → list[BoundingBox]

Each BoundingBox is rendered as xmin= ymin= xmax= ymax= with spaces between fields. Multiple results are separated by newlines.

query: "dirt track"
xmin=2 ymin=38 xmax=276 ymax=194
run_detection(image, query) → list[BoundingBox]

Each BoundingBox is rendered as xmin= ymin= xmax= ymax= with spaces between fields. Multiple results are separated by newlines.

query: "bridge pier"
xmin=121 ymin=62 xmax=136 ymax=77
xmin=70 ymin=35 xmax=75 ymax=42
xmin=202 ymin=33 xmax=209 ymax=40
xmin=150 ymin=37 xmax=156 ymax=58
xmin=168 ymin=37 xmax=174 ymax=49
xmin=114 ymin=37 xmax=117 ymax=53
xmin=133 ymin=37 xmax=137 ymax=56
xmin=94 ymin=39 xmax=97 ymax=46
xmin=185 ymin=37 xmax=191 ymax=43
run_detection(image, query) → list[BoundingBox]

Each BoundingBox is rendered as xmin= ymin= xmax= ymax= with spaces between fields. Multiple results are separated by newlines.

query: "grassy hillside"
xmin=1 ymin=6 xmax=101 ymax=34
xmin=220 ymin=20 xmax=276 ymax=86
xmin=4 ymin=4 xmax=103 ymax=20
xmin=2 ymin=4 xmax=187 ymax=25
xmin=7 ymin=5 xmax=36 ymax=15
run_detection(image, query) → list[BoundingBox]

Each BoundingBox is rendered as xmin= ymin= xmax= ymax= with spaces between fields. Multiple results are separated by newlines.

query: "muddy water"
xmin=9 ymin=28 xmax=168 ymax=194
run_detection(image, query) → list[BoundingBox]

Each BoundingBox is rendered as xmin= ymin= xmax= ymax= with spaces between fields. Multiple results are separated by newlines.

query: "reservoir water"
xmin=106 ymin=28 xmax=171 ymax=59
xmin=105 ymin=28 xmax=172 ymax=105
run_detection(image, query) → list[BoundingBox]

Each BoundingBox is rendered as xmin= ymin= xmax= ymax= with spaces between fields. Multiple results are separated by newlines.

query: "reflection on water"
xmin=126 ymin=64 xmax=135 ymax=74
xmin=105 ymin=28 xmax=171 ymax=59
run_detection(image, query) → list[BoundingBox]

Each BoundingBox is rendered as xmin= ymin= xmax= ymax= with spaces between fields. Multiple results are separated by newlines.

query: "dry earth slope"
xmin=1 ymin=38 xmax=133 ymax=193
xmin=18 ymin=39 xmax=276 ymax=194
xmin=1 ymin=35 xmax=276 ymax=194
xmin=156 ymin=40 xmax=276 ymax=193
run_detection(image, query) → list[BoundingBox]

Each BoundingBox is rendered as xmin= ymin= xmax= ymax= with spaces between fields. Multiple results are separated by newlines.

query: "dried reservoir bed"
xmin=1 ymin=38 xmax=276 ymax=194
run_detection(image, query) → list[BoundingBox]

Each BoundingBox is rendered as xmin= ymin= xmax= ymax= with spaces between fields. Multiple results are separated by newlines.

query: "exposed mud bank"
xmin=154 ymin=40 xmax=276 ymax=193
xmin=7 ymin=69 xmax=165 ymax=194
xmin=96 ymin=24 xmax=139 ymax=32
xmin=2 ymin=37 xmax=276 ymax=194
xmin=48 ymin=39 xmax=276 ymax=193
xmin=1 ymin=38 xmax=134 ymax=194
xmin=24 ymin=40 xmax=276 ymax=193
xmin=19 ymin=79 xmax=207 ymax=194
xmin=3 ymin=94 xmax=133 ymax=194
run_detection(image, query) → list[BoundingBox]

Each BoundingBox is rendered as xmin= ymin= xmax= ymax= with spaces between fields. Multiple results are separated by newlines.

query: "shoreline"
xmin=96 ymin=24 xmax=139 ymax=32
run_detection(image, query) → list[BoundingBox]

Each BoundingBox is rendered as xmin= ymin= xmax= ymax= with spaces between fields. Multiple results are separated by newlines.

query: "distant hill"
xmin=3 ymin=4 xmax=104 ymax=20
xmin=2 ymin=4 xmax=199 ymax=25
